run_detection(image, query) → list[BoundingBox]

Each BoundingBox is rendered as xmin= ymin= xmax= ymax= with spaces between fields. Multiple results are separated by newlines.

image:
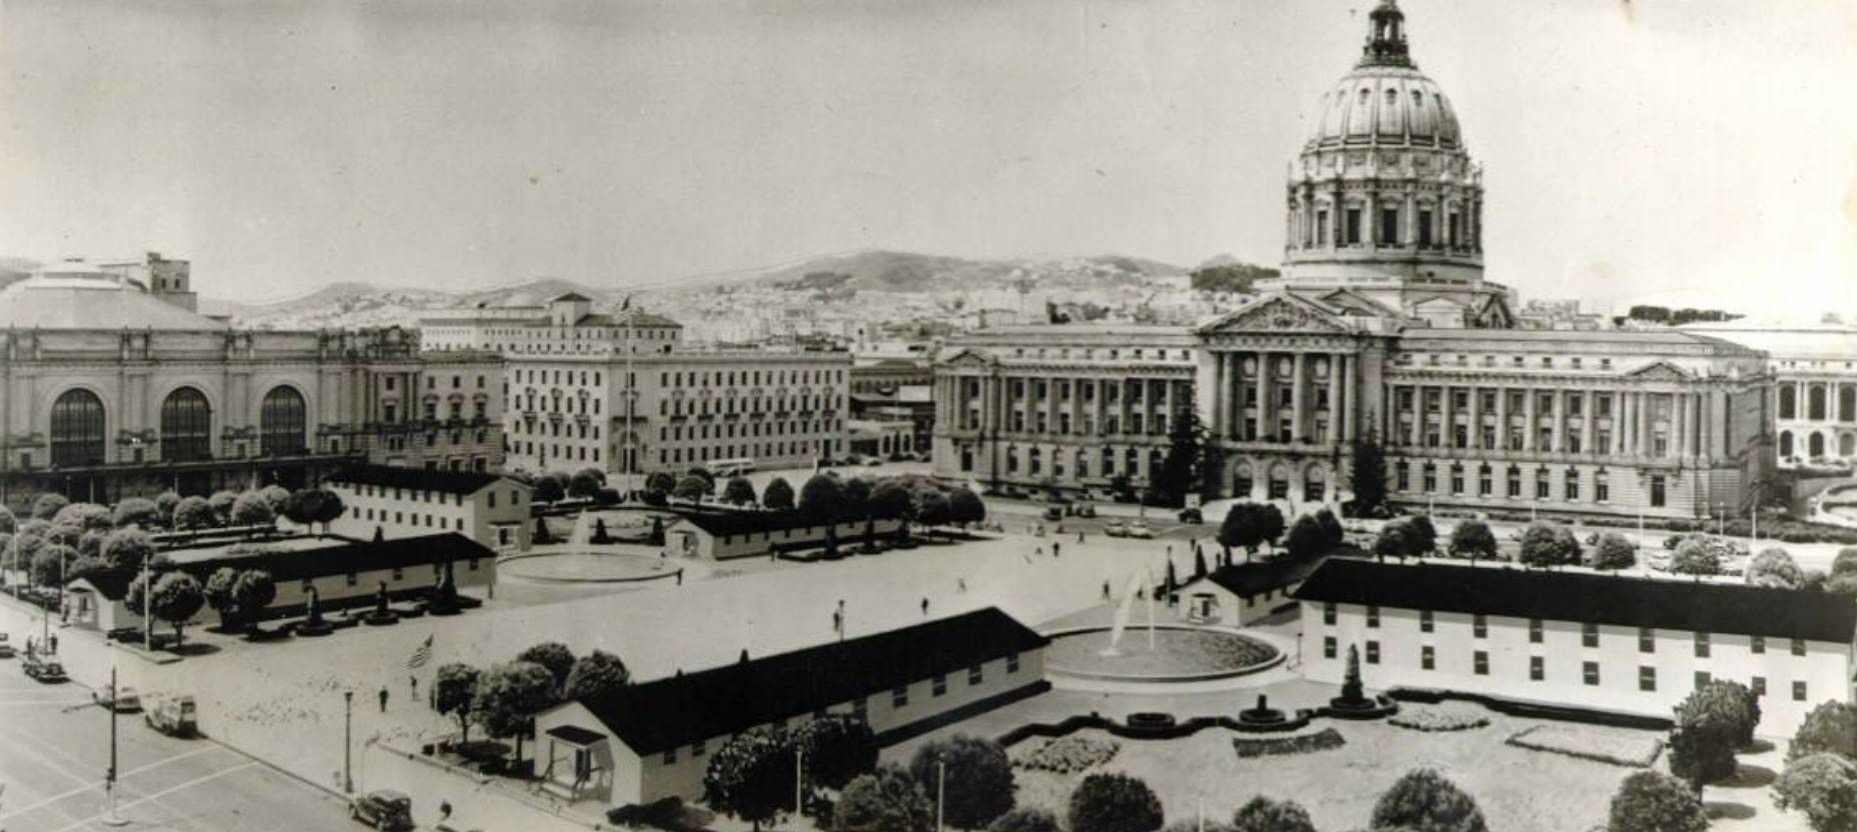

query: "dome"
xmin=0 ymin=265 xmax=227 ymax=330
xmin=1303 ymin=0 xmax=1463 ymax=152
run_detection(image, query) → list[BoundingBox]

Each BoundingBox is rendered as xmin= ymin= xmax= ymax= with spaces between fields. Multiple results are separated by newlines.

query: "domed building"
xmin=0 ymin=255 xmax=506 ymax=506
xmin=1258 ymin=0 xmax=1507 ymax=328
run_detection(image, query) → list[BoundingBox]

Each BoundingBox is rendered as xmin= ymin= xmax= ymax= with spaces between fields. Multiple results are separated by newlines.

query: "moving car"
xmin=144 ymin=693 xmax=198 ymax=737
xmin=1177 ymin=507 xmax=1204 ymax=524
xmin=94 ymin=684 xmax=142 ymax=712
xmin=1126 ymin=520 xmax=1154 ymax=539
xmin=349 ymin=790 xmax=415 ymax=830
xmin=22 ymin=655 xmax=67 ymax=683
xmin=1103 ymin=520 xmax=1128 ymax=538
xmin=0 ymin=640 xmax=13 ymax=659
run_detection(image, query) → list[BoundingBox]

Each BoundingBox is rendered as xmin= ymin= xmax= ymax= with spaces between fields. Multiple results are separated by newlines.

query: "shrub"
xmin=1390 ymin=705 xmax=1489 ymax=733
xmin=1229 ymin=796 xmax=1315 ymax=832
xmin=172 ymin=496 xmax=215 ymax=530
xmin=1789 ymin=701 xmax=1857 ymax=762
xmin=1587 ymin=532 xmax=1636 ymax=570
xmin=762 ymin=477 xmax=797 ymax=511
xmin=100 ymin=527 xmax=155 ymax=570
xmin=909 ymin=735 xmax=1015 ymax=829
xmin=1608 ymin=771 xmax=1707 ymax=832
xmin=987 ymin=807 xmax=1061 ymax=832
xmin=1747 ymin=546 xmax=1804 ymax=589
xmin=1668 ymin=534 xmax=1731 ymax=575
xmin=1068 ymin=772 xmax=1163 ymax=832
xmin=153 ymin=491 xmax=181 ymax=524
xmin=230 ymin=491 xmax=276 ymax=527
xmin=112 ymin=497 xmax=161 ymax=529
xmin=31 ymin=493 xmax=70 ymax=521
xmin=1445 ymin=520 xmax=1498 ymax=561
xmin=1774 ymin=753 xmax=1857 ymax=832
xmin=1014 ymin=736 xmax=1118 ymax=774
xmin=1517 ymin=522 xmax=1580 ymax=567
xmin=833 ymin=765 xmax=933 ymax=832
xmin=1231 ymin=729 xmax=1345 ymax=758
xmin=1832 ymin=547 xmax=1857 ymax=577
xmin=1282 ymin=514 xmax=1329 ymax=560
xmin=1370 ymin=768 xmax=1487 ymax=832
xmin=1505 ymin=726 xmax=1663 ymax=768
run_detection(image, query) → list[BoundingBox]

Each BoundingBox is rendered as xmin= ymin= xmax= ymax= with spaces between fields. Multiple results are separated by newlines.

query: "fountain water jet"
xmin=1100 ymin=567 xmax=1157 ymax=656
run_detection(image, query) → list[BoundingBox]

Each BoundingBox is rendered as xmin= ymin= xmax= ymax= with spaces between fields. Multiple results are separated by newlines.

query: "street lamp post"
xmin=343 ymin=690 xmax=354 ymax=794
xmin=935 ymin=759 xmax=946 ymax=832
xmin=101 ymin=665 xmax=127 ymax=826
xmin=143 ymin=550 xmax=153 ymax=654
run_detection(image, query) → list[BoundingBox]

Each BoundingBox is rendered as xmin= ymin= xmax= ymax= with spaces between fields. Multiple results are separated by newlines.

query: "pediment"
xmin=1315 ymin=288 xmax=1396 ymax=317
xmin=1198 ymin=294 xmax=1350 ymax=335
xmin=938 ymin=347 xmax=997 ymax=368
xmin=1625 ymin=360 xmax=1693 ymax=382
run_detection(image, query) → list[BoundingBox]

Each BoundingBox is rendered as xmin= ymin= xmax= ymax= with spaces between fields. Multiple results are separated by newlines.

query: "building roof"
xmin=68 ymin=533 xmax=496 ymax=600
xmin=670 ymin=510 xmax=855 ymax=538
xmin=326 ymin=464 xmax=522 ymax=496
xmin=567 ymin=608 xmax=1048 ymax=754
xmin=1189 ymin=556 xmax=1327 ymax=597
xmin=0 ymin=268 xmax=229 ymax=331
xmin=1399 ymin=327 xmax=1764 ymax=356
xmin=1292 ymin=559 xmax=1857 ymax=643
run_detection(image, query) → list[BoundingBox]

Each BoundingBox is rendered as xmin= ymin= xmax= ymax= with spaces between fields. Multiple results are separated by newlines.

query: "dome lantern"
xmin=1360 ymin=0 xmax=1413 ymax=69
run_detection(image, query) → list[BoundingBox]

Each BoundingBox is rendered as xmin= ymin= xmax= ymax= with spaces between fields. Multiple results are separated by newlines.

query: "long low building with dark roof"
xmin=324 ymin=464 xmax=533 ymax=552
xmin=1292 ymin=558 xmax=1857 ymax=737
xmin=529 ymin=607 xmax=1050 ymax=807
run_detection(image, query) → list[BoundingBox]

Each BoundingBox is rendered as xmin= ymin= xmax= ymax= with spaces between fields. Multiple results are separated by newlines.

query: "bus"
xmin=709 ymin=457 xmax=756 ymax=478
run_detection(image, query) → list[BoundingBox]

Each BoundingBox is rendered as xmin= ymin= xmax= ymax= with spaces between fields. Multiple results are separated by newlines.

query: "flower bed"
xmin=1505 ymin=725 xmax=1663 ymax=768
xmin=1389 ymin=704 xmax=1488 ymax=732
xmin=1232 ymin=728 xmax=1345 ymax=758
xmin=1015 ymin=735 xmax=1120 ymax=774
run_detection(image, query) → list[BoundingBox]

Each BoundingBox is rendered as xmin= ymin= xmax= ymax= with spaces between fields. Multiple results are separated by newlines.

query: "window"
xmin=932 ymin=675 xmax=947 ymax=697
xmin=1582 ymin=622 xmax=1599 ymax=648
xmin=1595 ymin=472 xmax=1610 ymax=503
xmin=1752 ymin=676 xmax=1766 ymax=697
xmin=968 ymin=665 xmax=983 ymax=685
xmin=1650 ymin=475 xmax=1666 ymax=508
xmin=892 ymin=686 xmax=909 ymax=708
xmin=1794 ymin=681 xmax=1808 ymax=701
xmin=1421 ymin=645 xmax=1435 ymax=670
xmin=1530 ymin=656 xmax=1544 ymax=681
xmin=1751 ymin=636 xmax=1765 ymax=655
xmin=1639 ymin=666 xmax=1656 ymax=692
xmin=1323 ymin=636 xmax=1337 ymax=659
xmin=1345 ymin=208 xmax=1362 ymax=245
xmin=1006 ymin=653 xmax=1020 ymax=674
xmin=1366 ymin=641 xmax=1380 ymax=664
xmin=1694 ymin=671 xmax=1712 ymax=689
xmin=1366 ymin=605 xmax=1380 ymax=628
xmin=1583 ymin=661 xmax=1600 ymax=686
xmin=1695 ymin=632 xmax=1710 ymax=658
xmin=1528 ymin=618 xmax=1543 ymax=643
xmin=663 ymin=748 xmax=676 ymax=765
xmin=1473 ymin=615 xmax=1487 ymax=639
xmin=1639 ymin=628 xmax=1655 ymax=653
xmin=1420 ymin=610 xmax=1433 ymax=633
xmin=1792 ymin=638 xmax=1807 ymax=657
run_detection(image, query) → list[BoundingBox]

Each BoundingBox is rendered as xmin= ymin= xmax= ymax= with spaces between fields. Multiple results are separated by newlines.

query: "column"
xmin=1291 ymin=353 xmax=1307 ymax=442
xmin=1616 ymin=390 xmax=1630 ymax=454
xmin=1365 ymin=190 xmax=1378 ymax=251
xmin=1494 ymin=385 xmax=1508 ymax=450
xmin=1692 ymin=393 xmax=1705 ymax=457
xmin=1467 ymin=384 xmax=1482 ymax=449
xmin=1551 ymin=390 xmax=1567 ymax=453
xmin=1674 ymin=392 xmax=1689 ymax=459
xmin=1643 ymin=392 xmax=1657 ymax=456
xmin=1404 ymin=192 xmax=1418 ymax=250
xmin=1211 ymin=355 xmax=1228 ymax=438
xmin=1343 ymin=353 xmax=1358 ymax=442
xmin=1580 ymin=389 xmax=1596 ymax=456
xmin=1327 ymin=352 xmax=1343 ymax=445
xmin=1522 ymin=387 xmax=1537 ymax=451
xmin=1254 ymin=351 xmax=1270 ymax=442
xmin=1440 ymin=383 xmax=1454 ymax=448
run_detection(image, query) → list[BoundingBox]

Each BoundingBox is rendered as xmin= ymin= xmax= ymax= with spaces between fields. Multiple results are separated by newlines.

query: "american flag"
xmin=406 ymin=634 xmax=434 ymax=670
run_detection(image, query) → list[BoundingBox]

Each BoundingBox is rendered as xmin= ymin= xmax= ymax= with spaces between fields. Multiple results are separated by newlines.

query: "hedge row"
xmin=1232 ymin=728 xmax=1346 ymax=758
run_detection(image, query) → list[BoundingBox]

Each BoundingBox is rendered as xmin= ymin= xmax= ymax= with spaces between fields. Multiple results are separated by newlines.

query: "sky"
xmin=1 ymin=0 xmax=1854 ymax=315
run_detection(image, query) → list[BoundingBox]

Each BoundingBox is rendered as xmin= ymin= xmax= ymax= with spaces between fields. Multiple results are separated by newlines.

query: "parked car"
xmin=1042 ymin=505 xmax=1064 ymax=522
xmin=349 ymin=790 xmax=415 ymax=830
xmin=1103 ymin=520 xmax=1128 ymax=538
xmin=0 ymin=636 xmax=13 ymax=659
xmin=1177 ymin=507 xmax=1204 ymax=524
xmin=1072 ymin=502 xmax=1097 ymax=518
xmin=94 ymin=684 xmax=142 ymax=712
xmin=144 ymin=693 xmax=198 ymax=737
xmin=1126 ymin=520 xmax=1154 ymax=539
xmin=22 ymin=655 xmax=67 ymax=683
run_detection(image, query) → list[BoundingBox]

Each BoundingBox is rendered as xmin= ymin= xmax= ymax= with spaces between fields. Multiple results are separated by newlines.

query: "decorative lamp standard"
xmin=101 ymin=665 xmax=127 ymax=826
xmin=343 ymin=690 xmax=354 ymax=794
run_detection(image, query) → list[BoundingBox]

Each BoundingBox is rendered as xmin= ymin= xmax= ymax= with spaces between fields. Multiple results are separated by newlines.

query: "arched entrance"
xmin=161 ymin=387 xmax=213 ymax=462
xmin=260 ymin=386 xmax=307 ymax=457
xmin=1303 ymin=464 xmax=1329 ymax=503
xmin=1267 ymin=463 xmax=1292 ymax=501
xmin=50 ymin=389 xmax=106 ymax=468
xmin=1230 ymin=460 xmax=1256 ymax=500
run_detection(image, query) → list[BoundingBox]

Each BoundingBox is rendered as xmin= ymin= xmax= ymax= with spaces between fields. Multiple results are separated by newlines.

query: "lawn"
xmin=1006 ymin=712 xmax=1652 ymax=832
xmin=1044 ymin=628 xmax=1278 ymax=676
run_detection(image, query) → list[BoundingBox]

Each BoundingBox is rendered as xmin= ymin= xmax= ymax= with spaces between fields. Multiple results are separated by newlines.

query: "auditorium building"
xmin=932 ymin=0 xmax=1774 ymax=522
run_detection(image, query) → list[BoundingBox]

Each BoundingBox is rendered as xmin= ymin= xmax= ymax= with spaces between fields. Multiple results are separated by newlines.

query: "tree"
xmin=563 ymin=650 xmax=631 ymax=700
xmin=948 ymin=488 xmax=986 ymax=528
xmin=0 ymin=504 xmax=13 ymax=534
xmin=434 ymin=662 xmax=481 ymax=745
xmin=568 ymin=470 xmax=603 ymax=500
xmin=703 ymin=726 xmax=798 ymax=832
xmin=1775 ymin=753 xmax=1857 ymax=832
xmin=986 ymin=808 xmax=1062 ymax=832
xmin=1607 ymin=771 xmax=1707 ymax=832
xmin=1188 ymin=263 xmax=1267 ymax=294
xmin=78 ymin=528 xmax=108 ymax=559
xmin=1348 ymin=428 xmax=1389 ymax=516
xmin=796 ymin=715 xmax=880 ymax=792
xmin=205 ymin=567 xmax=241 ymax=628
xmin=674 ymin=475 xmax=712 ymax=505
xmin=1313 ymin=507 xmax=1344 ymax=546
xmin=1516 ymin=522 xmax=1580 ymax=568
xmin=1217 ymin=503 xmax=1284 ymax=561
xmin=153 ymin=491 xmax=181 ymax=526
xmin=173 ymin=496 xmax=215 ymax=530
xmin=1229 ymin=796 xmax=1315 ymax=832
xmin=1067 ymin=772 xmax=1163 ymax=832
xmin=282 ymin=489 xmax=341 ymax=535
xmin=1747 ymin=546 xmax=1804 ymax=589
xmin=1283 ymin=514 xmax=1330 ymax=560
xmin=149 ymin=571 xmax=206 ymax=645
xmin=55 ymin=502 xmax=114 ymax=534
xmin=914 ymin=489 xmax=952 ymax=533
xmin=309 ymin=490 xmax=348 ymax=534
xmin=723 ymin=476 xmax=758 ymax=507
xmin=909 ymin=735 xmax=1015 ymax=829
xmin=1372 ymin=522 xmax=1415 ymax=560
xmin=1369 ymin=767 xmax=1488 ymax=832
xmin=257 ymin=484 xmax=291 ymax=516
xmin=232 ymin=569 xmax=276 ymax=626
xmin=534 ymin=475 xmax=566 ymax=505
xmin=31 ymin=493 xmax=70 ymax=521
xmin=762 ymin=477 xmax=796 ymax=511
xmin=834 ymin=765 xmax=933 ymax=832
xmin=112 ymin=497 xmax=161 ymax=529
xmin=515 ymin=642 xmax=576 ymax=694
xmin=1832 ymin=547 xmax=1857 ymax=577
xmin=207 ymin=490 xmax=239 ymax=524
xmin=1152 ymin=410 xmax=1211 ymax=506
xmin=1789 ymin=701 xmax=1857 ymax=762
xmin=471 ymin=660 xmax=557 ymax=764
xmin=688 ymin=465 xmax=716 ymax=489
xmin=1446 ymin=520 xmax=1498 ymax=562
xmin=1677 ymin=680 xmax=1759 ymax=752
xmin=870 ymin=481 xmax=916 ymax=524
xmin=1341 ymin=643 xmax=1366 ymax=703
xmin=800 ymin=474 xmax=845 ymax=519
xmin=101 ymin=527 xmax=155 ymax=570
xmin=1587 ymin=532 xmax=1636 ymax=570
xmin=1669 ymin=685 xmax=1743 ymax=792
xmin=1669 ymin=536 xmax=1724 ymax=576
xmin=840 ymin=477 xmax=874 ymax=519
xmin=31 ymin=544 xmax=73 ymax=588
xmin=1404 ymin=514 xmax=1438 ymax=555
xmin=230 ymin=491 xmax=276 ymax=527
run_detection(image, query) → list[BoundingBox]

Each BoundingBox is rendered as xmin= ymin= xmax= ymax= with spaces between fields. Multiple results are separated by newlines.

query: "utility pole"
xmin=935 ymin=759 xmax=946 ymax=832
xmin=343 ymin=690 xmax=354 ymax=794
xmin=101 ymin=666 xmax=127 ymax=826
xmin=794 ymin=746 xmax=804 ymax=818
xmin=143 ymin=549 xmax=153 ymax=654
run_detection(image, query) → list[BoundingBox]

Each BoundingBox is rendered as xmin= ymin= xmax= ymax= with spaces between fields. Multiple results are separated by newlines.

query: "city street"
xmin=0 ymin=667 xmax=353 ymax=832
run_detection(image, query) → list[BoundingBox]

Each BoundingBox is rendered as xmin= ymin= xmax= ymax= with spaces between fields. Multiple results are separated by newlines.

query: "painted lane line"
xmin=47 ymin=761 xmax=260 ymax=832
xmin=0 ymin=744 xmax=225 ymax=821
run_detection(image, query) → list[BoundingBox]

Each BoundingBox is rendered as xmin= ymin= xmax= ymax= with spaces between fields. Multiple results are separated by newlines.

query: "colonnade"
xmin=1383 ymin=382 xmax=1727 ymax=459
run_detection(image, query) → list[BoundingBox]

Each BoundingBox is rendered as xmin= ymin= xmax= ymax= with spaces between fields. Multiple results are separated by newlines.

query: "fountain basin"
xmin=1042 ymin=625 xmax=1283 ymax=683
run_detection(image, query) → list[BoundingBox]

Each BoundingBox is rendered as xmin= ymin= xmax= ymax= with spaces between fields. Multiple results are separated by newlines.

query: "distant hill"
xmin=676 ymin=249 xmax=1189 ymax=295
xmin=0 ymin=257 xmax=40 ymax=291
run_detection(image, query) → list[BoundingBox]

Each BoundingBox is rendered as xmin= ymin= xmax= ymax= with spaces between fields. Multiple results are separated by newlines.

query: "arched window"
xmin=260 ymin=386 xmax=307 ymax=456
xmin=1779 ymin=430 xmax=1794 ymax=458
xmin=1841 ymin=385 xmax=1856 ymax=422
xmin=50 ymin=389 xmax=106 ymax=467
xmin=161 ymin=387 xmax=213 ymax=462
xmin=1841 ymin=433 xmax=1855 ymax=458
xmin=1232 ymin=462 xmax=1254 ymax=498
xmin=1779 ymin=384 xmax=1796 ymax=419
xmin=1305 ymin=467 xmax=1328 ymax=502
xmin=1809 ymin=385 xmax=1828 ymax=421
xmin=1809 ymin=432 xmax=1826 ymax=458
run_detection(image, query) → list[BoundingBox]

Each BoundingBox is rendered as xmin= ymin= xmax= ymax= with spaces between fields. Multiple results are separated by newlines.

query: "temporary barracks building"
xmin=530 ymin=607 xmax=1050 ymax=806
xmin=664 ymin=511 xmax=903 ymax=560
xmin=1293 ymin=558 xmax=1857 ymax=737
xmin=324 ymin=464 xmax=533 ymax=552
xmin=1177 ymin=556 xmax=1327 ymax=627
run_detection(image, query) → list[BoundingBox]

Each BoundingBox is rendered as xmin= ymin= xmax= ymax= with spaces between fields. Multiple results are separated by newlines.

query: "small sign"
xmin=1185 ymin=493 xmax=1202 ymax=509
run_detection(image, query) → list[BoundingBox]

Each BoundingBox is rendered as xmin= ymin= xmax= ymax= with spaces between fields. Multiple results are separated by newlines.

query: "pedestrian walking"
xmin=832 ymin=610 xmax=843 ymax=633
xmin=378 ymin=686 xmax=389 ymax=713
xmin=1078 ymin=531 xmax=1085 ymax=544
xmin=410 ymin=675 xmax=418 ymax=700
xmin=675 ymin=569 xmax=683 ymax=586
xmin=958 ymin=578 xmax=967 ymax=593
xmin=48 ymin=633 xmax=57 ymax=654
xmin=1052 ymin=541 xmax=1061 ymax=558
xmin=1034 ymin=546 xmax=1044 ymax=557
xmin=921 ymin=597 xmax=929 ymax=617
xmin=1102 ymin=580 xmax=1111 ymax=600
